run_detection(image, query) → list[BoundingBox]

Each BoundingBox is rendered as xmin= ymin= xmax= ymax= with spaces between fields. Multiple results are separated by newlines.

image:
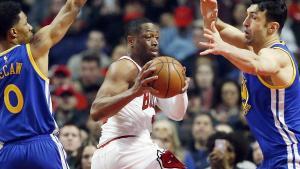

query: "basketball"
xmin=149 ymin=56 xmax=186 ymax=98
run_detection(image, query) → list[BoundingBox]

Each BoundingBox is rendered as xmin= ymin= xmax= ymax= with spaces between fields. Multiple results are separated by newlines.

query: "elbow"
xmin=90 ymin=103 xmax=104 ymax=121
xmin=169 ymin=109 xmax=187 ymax=121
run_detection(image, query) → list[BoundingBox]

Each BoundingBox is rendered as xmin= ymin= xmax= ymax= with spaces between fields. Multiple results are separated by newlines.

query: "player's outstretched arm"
xmin=90 ymin=60 xmax=159 ymax=121
xmin=200 ymin=0 xmax=247 ymax=49
xmin=199 ymin=22 xmax=281 ymax=76
xmin=29 ymin=0 xmax=86 ymax=58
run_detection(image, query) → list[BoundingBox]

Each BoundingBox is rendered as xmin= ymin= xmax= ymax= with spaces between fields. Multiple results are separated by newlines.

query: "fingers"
xmin=199 ymin=41 xmax=214 ymax=48
xmin=200 ymin=49 xmax=214 ymax=55
xmin=203 ymin=33 xmax=214 ymax=41
xmin=146 ymin=88 xmax=159 ymax=95
xmin=211 ymin=21 xmax=218 ymax=32
xmin=140 ymin=66 xmax=156 ymax=80
xmin=141 ymin=75 xmax=158 ymax=86
xmin=203 ymin=28 xmax=213 ymax=35
xmin=141 ymin=60 xmax=154 ymax=72
xmin=182 ymin=77 xmax=190 ymax=92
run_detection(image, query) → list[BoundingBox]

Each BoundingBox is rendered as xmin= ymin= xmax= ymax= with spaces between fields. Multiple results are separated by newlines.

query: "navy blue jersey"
xmin=0 ymin=44 xmax=57 ymax=143
xmin=242 ymin=42 xmax=300 ymax=168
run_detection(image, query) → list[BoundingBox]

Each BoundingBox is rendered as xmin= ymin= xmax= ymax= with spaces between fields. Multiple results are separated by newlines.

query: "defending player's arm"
xmin=90 ymin=60 xmax=158 ymax=121
xmin=200 ymin=0 xmax=247 ymax=49
xmin=29 ymin=0 xmax=86 ymax=59
xmin=200 ymin=22 xmax=283 ymax=76
xmin=156 ymin=79 xmax=189 ymax=121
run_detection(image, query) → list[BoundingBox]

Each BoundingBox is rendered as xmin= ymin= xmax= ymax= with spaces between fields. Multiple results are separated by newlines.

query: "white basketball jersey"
xmin=99 ymin=56 xmax=157 ymax=145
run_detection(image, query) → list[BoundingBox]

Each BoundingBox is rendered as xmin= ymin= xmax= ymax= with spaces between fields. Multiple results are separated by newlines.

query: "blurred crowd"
xmin=14 ymin=0 xmax=300 ymax=168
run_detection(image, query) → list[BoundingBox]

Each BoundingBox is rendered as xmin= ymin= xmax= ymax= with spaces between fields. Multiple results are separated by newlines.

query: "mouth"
xmin=244 ymin=30 xmax=250 ymax=39
xmin=150 ymin=48 xmax=159 ymax=55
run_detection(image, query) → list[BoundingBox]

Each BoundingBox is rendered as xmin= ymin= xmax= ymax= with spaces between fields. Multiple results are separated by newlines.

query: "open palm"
xmin=200 ymin=0 xmax=218 ymax=21
xmin=199 ymin=22 xmax=227 ymax=56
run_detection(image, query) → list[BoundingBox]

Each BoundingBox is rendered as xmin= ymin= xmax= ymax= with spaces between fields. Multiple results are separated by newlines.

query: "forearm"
xmin=221 ymin=44 xmax=259 ymax=74
xmin=215 ymin=19 xmax=247 ymax=49
xmin=49 ymin=1 xmax=81 ymax=44
xmin=90 ymin=89 xmax=137 ymax=121
xmin=156 ymin=92 xmax=188 ymax=121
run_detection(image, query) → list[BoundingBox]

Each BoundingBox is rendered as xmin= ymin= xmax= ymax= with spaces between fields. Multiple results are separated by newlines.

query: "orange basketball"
xmin=149 ymin=56 xmax=186 ymax=98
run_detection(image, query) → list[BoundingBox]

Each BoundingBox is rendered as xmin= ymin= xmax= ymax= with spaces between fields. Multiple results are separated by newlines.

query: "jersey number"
xmin=4 ymin=84 xmax=24 ymax=114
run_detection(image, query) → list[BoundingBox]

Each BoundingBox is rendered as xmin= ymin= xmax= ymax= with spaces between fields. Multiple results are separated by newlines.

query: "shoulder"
xmin=106 ymin=58 xmax=139 ymax=83
xmin=259 ymin=47 xmax=291 ymax=66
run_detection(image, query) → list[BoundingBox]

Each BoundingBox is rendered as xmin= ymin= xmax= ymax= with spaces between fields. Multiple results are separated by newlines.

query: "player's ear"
xmin=127 ymin=36 xmax=136 ymax=48
xmin=267 ymin=22 xmax=279 ymax=34
xmin=8 ymin=28 xmax=18 ymax=39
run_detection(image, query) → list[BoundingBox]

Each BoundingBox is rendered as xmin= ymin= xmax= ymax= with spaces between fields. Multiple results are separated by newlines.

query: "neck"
xmin=129 ymin=53 xmax=144 ymax=67
xmin=195 ymin=140 xmax=207 ymax=150
xmin=0 ymin=41 xmax=18 ymax=53
xmin=252 ymin=35 xmax=280 ymax=53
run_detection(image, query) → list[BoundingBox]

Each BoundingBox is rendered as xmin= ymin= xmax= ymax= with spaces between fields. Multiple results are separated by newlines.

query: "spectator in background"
xmin=289 ymin=0 xmax=300 ymax=47
xmin=251 ymin=141 xmax=263 ymax=167
xmin=76 ymin=142 xmax=97 ymax=169
xmin=40 ymin=0 xmax=64 ymax=26
xmin=76 ymin=54 xmax=104 ymax=93
xmin=152 ymin=120 xmax=185 ymax=162
xmin=59 ymin=124 xmax=83 ymax=169
xmin=215 ymin=123 xmax=233 ymax=134
xmin=213 ymin=80 xmax=241 ymax=124
xmin=160 ymin=6 xmax=196 ymax=60
xmin=50 ymin=65 xmax=73 ymax=92
xmin=85 ymin=117 xmax=102 ymax=145
xmin=232 ymin=2 xmax=248 ymax=31
xmin=184 ymin=113 xmax=215 ymax=169
xmin=206 ymin=132 xmax=250 ymax=169
xmin=54 ymin=85 xmax=88 ymax=128
xmin=193 ymin=57 xmax=216 ymax=113
xmin=89 ymin=0 xmax=123 ymax=47
xmin=68 ymin=30 xmax=110 ymax=80
xmin=111 ymin=44 xmax=127 ymax=61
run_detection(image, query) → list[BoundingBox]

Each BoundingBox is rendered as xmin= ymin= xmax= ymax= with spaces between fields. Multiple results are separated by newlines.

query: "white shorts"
xmin=91 ymin=136 xmax=185 ymax=169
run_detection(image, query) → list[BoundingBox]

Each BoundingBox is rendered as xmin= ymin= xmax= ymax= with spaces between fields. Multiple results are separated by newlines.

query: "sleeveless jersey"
xmin=0 ymin=44 xmax=57 ymax=143
xmin=99 ymin=56 xmax=157 ymax=145
xmin=242 ymin=42 xmax=300 ymax=168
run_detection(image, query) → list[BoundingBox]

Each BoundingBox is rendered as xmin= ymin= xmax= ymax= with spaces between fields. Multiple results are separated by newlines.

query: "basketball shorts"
xmin=0 ymin=134 xmax=69 ymax=169
xmin=91 ymin=136 xmax=185 ymax=169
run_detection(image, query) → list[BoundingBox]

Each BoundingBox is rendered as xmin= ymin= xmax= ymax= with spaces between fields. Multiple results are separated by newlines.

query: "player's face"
xmin=14 ymin=12 xmax=33 ymax=44
xmin=243 ymin=5 xmax=268 ymax=45
xmin=136 ymin=23 xmax=159 ymax=62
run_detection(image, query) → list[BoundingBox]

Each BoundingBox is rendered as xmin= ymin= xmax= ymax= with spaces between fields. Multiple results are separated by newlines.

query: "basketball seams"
xmin=150 ymin=56 xmax=185 ymax=98
xmin=172 ymin=59 xmax=184 ymax=91
xmin=165 ymin=57 xmax=171 ymax=98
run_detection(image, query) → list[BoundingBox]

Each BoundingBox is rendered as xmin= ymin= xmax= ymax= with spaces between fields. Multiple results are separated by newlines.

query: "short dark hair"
xmin=125 ymin=18 xmax=152 ymax=37
xmin=81 ymin=54 xmax=100 ymax=67
xmin=0 ymin=1 xmax=22 ymax=40
xmin=251 ymin=0 xmax=287 ymax=33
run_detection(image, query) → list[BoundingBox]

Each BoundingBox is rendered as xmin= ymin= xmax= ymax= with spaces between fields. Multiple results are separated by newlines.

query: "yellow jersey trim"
xmin=0 ymin=45 xmax=21 ymax=56
xmin=257 ymin=47 xmax=296 ymax=89
xmin=26 ymin=44 xmax=49 ymax=82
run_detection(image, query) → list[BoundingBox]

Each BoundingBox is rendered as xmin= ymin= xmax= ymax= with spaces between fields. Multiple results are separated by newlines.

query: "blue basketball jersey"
xmin=0 ymin=44 xmax=57 ymax=143
xmin=242 ymin=42 xmax=300 ymax=168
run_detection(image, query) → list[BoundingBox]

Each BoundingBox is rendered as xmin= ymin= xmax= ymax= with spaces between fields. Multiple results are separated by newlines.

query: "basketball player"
xmin=200 ymin=0 xmax=300 ymax=168
xmin=0 ymin=0 xmax=86 ymax=169
xmin=90 ymin=18 xmax=189 ymax=169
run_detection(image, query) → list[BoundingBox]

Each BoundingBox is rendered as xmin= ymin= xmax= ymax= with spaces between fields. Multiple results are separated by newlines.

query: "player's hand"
xmin=200 ymin=0 xmax=218 ymax=23
xmin=181 ymin=67 xmax=190 ymax=93
xmin=131 ymin=61 xmax=159 ymax=97
xmin=199 ymin=21 xmax=228 ymax=56
xmin=68 ymin=0 xmax=87 ymax=8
